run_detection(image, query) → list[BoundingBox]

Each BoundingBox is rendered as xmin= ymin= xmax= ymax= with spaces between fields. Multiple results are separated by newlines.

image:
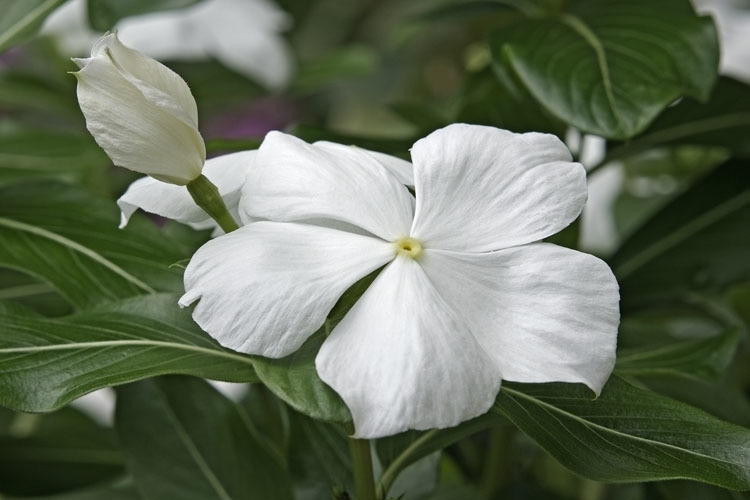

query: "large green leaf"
xmin=0 ymin=294 xmax=258 ymax=413
xmin=86 ymin=0 xmax=202 ymax=31
xmin=615 ymin=327 xmax=741 ymax=381
xmin=611 ymin=159 xmax=750 ymax=309
xmin=115 ymin=376 xmax=293 ymax=500
xmin=0 ymin=0 xmax=65 ymax=53
xmin=490 ymin=0 xmax=719 ymax=139
xmin=494 ymin=376 xmax=750 ymax=489
xmin=0 ymin=407 xmax=123 ymax=496
xmin=606 ymin=78 xmax=750 ymax=162
xmin=0 ymin=183 xmax=187 ymax=309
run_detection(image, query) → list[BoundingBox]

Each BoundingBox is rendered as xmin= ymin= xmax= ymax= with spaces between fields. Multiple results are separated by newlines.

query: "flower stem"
xmin=186 ymin=174 xmax=240 ymax=233
xmin=348 ymin=437 xmax=377 ymax=500
xmin=480 ymin=424 xmax=514 ymax=500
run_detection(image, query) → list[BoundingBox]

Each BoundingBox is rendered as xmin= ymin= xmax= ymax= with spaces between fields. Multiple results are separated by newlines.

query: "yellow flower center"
xmin=394 ymin=237 xmax=423 ymax=259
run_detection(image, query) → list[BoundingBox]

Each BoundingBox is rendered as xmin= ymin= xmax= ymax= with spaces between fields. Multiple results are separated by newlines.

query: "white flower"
xmin=179 ymin=124 xmax=620 ymax=438
xmin=117 ymin=151 xmax=257 ymax=234
xmin=73 ymin=33 xmax=205 ymax=185
xmin=43 ymin=0 xmax=293 ymax=89
xmin=115 ymin=143 xmax=410 ymax=234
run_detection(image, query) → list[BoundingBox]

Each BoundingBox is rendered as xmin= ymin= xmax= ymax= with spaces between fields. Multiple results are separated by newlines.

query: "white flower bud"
xmin=73 ymin=33 xmax=205 ymax=185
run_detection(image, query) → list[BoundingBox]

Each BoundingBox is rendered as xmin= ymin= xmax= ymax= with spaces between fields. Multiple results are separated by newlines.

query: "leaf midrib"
xmin=155 ymin=385 xmax=233 ymax=500
xmin=559 ymin=13 xmax=622 ymax=131
xmin=0 ymin=217 xmax=155 ymax=294
xmin=0 ymin=339 xmax=255 ymax=367
xmin=499 ymin=386 xmax=746 ymax=470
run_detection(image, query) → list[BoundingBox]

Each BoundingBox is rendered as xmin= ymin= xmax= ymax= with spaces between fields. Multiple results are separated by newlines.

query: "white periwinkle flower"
xmin=73 ymin=33 xmax=205 ymax=185
xmin=180 ymin=124 xmax=620 ymax=438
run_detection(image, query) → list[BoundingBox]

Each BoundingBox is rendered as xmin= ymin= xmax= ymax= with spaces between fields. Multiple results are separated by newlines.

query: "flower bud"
xmin=73 ymin=33 xmax=205 ymax=185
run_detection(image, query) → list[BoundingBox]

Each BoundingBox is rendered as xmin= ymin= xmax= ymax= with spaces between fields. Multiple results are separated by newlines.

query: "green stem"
xmin=480 ymin=425 xmax=514 ymax=500
xmin=258 ymin=385 xmax=286 ymax=452
xmin=348 ymin=437 xmax=377 ymax=500
xmin=376 ymin=429 xmax=439 ymax=498
xmin=186 ymin=174 xmax=240 ymax=233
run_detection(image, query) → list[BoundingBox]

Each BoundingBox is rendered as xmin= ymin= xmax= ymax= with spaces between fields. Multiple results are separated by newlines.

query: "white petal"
xmin=316 ymin=256 xmax=501 ymax=438
xmin=75 ymin=45 xmax=204 ymax=185
xmin=116 ymin=13 xmax=208 ymax=63
xmin=409 ymin=124 xmax=587 ymax=252
xmin=116 ymin=0 xmax=293 ymax=89
xmin=314 ymin=142 xmax=414 ymax=187
xmin=117 ymin=150 xmax=256 ymax=229
xmin=92 ymin=33 xmax=200 ymax=128
xmin=180 ymin=222 xmax=394 ymax=358
xmin=242 ymin=132 xmax=414 ymax=241
xmin=420 ymin=243 xmax=619 ymax=394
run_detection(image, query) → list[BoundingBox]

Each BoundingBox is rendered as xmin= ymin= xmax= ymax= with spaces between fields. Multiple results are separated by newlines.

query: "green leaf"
xmin=615 ymin=327 xmax=741 ymax=381
xmin=253 ymin=332 xmax=351 ymax=424
xmin=5 ymin=483 xmax=142 ymax=500
xmin=292 ymin=45 xmax=379 ymax=93
xmin=286 ymin=409 xmax=353 ymax=498
xmin=87 ymin=0 xmax=202 ymax=31
xmin=494 ymin=376 xmax=750 ymax=489
xmin=490 ymin=0 xmax=719 ymax=139
xmin=0 ymin=0 xmax=65 ymax=53
xmin=0 ymin=294 xmax=258 ymax=413
xmin=606 ymin=77 xmax=750 ymax=162
xmin=456 ymin=67 xmax=566 ymax=136
xmin=0 ymin=268 xmax=72 ymax=316
xmin=115 ymin=376 xmax=293 ymax=500
xmin=0 ymin=407 xmax=124 ymax=496
xmin=251 ymin=270 xmax=385 ymax=425
xmin=0 ymin=182 xmax=187 ymax=309
xmin=611 ymin=159 xmax=750 ymax=309
xmin=639 ymin=374 xmax=750 ymax=428
xmin=375 ymin=414 xmax=497 ymax=498
xmin=0 ymin=129 xmax=108 ymax=189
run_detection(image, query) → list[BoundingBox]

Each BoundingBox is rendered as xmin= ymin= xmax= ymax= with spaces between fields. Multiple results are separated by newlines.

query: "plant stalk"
xmin=348 ymin=437 xmax=377 ymax=500
xmin=186 ymin=174 xmax=240 ymax=233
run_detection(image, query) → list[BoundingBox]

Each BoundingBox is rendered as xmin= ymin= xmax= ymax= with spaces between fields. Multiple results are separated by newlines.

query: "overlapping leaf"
xmin=607 ymin=77 xmax=750 ymax=161
xmin=0 ymin=183 xmax=187 ymax=309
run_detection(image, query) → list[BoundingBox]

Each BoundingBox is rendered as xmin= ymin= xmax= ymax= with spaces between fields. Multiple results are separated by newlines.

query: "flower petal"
xmin=314 ymin=142 xmax=414 ymax=186
xmin=241 ymin=132 xmax=414 ymax=241
xmin=118 ymin=150 xmax=256 ymax=230
xmin=420 ymin=243 xmax=619 ymax=394
xmin=180 ymin=222 xmax=394 ymax=358
xmin=409 ymin=124 xmax=586 ymax=252
xmin=91 ymin=33 xmax=200 ymax=127
xmin=316 ymin=256 xmax=501 ymax=438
